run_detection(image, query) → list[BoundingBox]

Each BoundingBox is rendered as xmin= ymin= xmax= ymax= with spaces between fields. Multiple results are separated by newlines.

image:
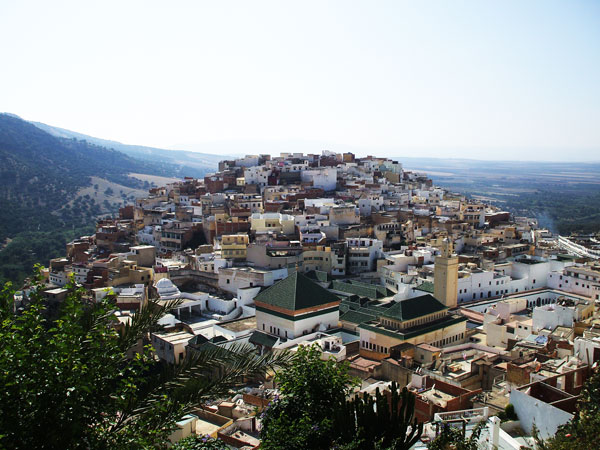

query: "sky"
xmin=1 ymin=0 xmax=599 ymax=161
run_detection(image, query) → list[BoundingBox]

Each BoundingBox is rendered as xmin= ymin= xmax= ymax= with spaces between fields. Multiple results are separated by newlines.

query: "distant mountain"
xmin=0 ymin=114 xmax=175 ymax=236
xmin=0 ymin=113 xmax=212 ymax=283
xmin=31 ymin=121 xmax=224 ymax=175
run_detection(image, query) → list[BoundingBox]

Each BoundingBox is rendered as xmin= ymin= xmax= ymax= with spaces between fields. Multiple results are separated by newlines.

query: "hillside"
xmin=0 ymin=114 xmax=201 ymax=283
xmin=32 ymin=120 xmax=223 ymax=176
xmin=400 ymin=157 xmax=600 ymax=234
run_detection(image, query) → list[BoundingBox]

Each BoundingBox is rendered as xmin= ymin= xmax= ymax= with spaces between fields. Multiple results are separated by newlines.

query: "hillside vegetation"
xmin=0 ymin=114 xmax=194 ymax=284
xmin=32 ymin=120 xmax=221 ymax=177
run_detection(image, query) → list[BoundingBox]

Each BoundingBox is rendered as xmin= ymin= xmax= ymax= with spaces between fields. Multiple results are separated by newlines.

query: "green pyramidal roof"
xmin=254 ymin=271 xmax=341 ymax=311
xmin=381 ymin=294 xmax=447 ymax=321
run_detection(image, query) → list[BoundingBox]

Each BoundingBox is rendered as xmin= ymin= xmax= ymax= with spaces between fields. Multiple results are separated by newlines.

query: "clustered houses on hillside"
xmin=29 ymin=150 xmax=600 ymax=448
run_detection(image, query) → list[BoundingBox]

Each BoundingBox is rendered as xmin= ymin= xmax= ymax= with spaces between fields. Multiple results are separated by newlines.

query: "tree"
xmin=0 ymin=269 xmax=291 ymax=450
xmin=170 ymin=435 xmax=229 ymax=450
xmin=260 ymin=345 xmax=357 ymax=450
xmin=428 ymin=420 xmax=486 ymax=450
xmin=260 ymin=345 xmax=424 ymax=450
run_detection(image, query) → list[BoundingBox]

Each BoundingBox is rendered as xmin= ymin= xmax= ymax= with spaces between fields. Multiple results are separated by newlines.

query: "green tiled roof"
xmin=254 ymin=271 xmax=340 ymax=311
xmin=359 ymin=315 xmax=467 ymax=341
xmin=249 ymin=330 xmax=279 ymax=347
xmin=339 ymin=310 xmax=377 ymax=325
xmin=349 ymin=280 xmax=390 ymax=297
xmin=381 ymin=294 xmax=447 ymax=321
xmin=339 ymin=296 xmax=394 ymax=319
xmin=415 ymin=281 xmax=434 ymax=293
xmin=304 ymin=270 xmax=332 ymax=283
xmin=331 ymin=280 xmax=392 ymax=299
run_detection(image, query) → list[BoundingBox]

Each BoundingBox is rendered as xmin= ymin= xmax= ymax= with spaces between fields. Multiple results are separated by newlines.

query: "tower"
xmin=434 ymin=239 xmax=459 ymax=308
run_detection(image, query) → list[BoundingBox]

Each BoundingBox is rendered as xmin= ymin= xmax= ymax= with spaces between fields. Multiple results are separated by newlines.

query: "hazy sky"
xmin=1 ymin=1 xmax=599 ymax=161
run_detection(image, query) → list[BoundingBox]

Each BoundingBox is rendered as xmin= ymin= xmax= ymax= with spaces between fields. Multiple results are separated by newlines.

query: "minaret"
xmin=434 ymin=238 xmax=459 ymax=308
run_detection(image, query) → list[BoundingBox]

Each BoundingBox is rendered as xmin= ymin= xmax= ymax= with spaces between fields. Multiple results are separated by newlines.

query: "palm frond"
xmin=117 ymin=298 xmax=184 ymax=352
xmin=128 ymin=343 xmax=293 ymax=421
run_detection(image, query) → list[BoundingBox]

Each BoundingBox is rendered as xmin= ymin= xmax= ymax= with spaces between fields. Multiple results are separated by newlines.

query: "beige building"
xmin=151 ymin=328 xmax=194 ymax=364
xmin=329 ymin=205 xmax=360 ymax=226
xmin=434 ymin=239 xmax=459 ymax=308
xmin=358 ymin=294 xmax=467 ymax=360
xmin=221 ymin=234 xmax=250 ymax=260
xmin=302 ymin=246 xmax=334 ymax=273
xmin=128 ymin=245 xmax=156 ymax=267
xmin=250 ymin=213 xmax=295 ymax=236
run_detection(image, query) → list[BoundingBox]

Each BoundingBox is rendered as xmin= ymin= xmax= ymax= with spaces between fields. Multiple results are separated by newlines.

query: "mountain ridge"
xmin=31 ymin=120 xmax=224 ymax=175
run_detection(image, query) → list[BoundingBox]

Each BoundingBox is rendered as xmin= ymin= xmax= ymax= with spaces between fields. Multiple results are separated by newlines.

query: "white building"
xmin=547 ymin=264 xmax=600 ymax=302
xmin=254 ymin=272 xmax=341 ymax=340
xmin=358 ymin=195 xmax=384 ymax=216
xmin=532 ymin=298 xmax=594 ymax=332
xmin=346 ymin=238 xmax=383 ymax=273
xmin=301 ymin=167 xmax=337 ymax=191
xmin=218 ymin=267 xmax=288 ymax=294
xmin=243 ymin=166 xmax=272 ymax=187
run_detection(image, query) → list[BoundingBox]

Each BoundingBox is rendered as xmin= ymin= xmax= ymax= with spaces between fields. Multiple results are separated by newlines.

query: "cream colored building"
xmin=357 ymin=294 xmax=467 ymax=361
xmin=302 ymin=246 xmax=334 ymax=273
xmin=151 ymin=329 xmax=194 ymax=364
xmin=434 ymin=239 xmax=459 ymax=308
xmin=221 ymin=234 xmax=249 ymax=260
xmin=250 ymin=213 xmax=295 ymax=236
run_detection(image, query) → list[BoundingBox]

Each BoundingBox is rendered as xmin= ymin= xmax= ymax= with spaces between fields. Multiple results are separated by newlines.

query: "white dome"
xmin=155 ymin=277 xmax=174 ymax=288
xmin=155 ymin=278 xmax=180 ymax=299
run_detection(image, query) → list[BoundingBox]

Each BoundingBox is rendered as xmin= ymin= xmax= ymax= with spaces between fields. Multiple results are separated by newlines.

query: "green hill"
xmin=0 ymin=113 xmax=208 ymax=284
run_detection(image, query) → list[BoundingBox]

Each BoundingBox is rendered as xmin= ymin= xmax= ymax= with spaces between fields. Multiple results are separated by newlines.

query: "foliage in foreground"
xmin=259 ymin=345 xmax=423 ymax=450
xmin=260 ymin=345 xmax=354 ymax=449
xmin=170 ymin=435 xmax=229 ymax=450
xmin=0 ymin=270 xmax=291 ymax=449
xmin=535 ymin=367 xmax=600 ymax=450
xmin=334 ymin=381 xmax=423 ymax=450
xmin=427 ymin=420 xmax=486 ymax=450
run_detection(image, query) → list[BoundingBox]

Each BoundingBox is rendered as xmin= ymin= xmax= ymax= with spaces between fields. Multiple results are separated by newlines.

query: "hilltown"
xmin=23 ymin=151 xmax=600 ymax=448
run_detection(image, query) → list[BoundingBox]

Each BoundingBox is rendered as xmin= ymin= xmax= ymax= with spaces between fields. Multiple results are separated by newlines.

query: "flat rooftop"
xmin=419 ymin=388 xmax=455 ymax=408
xmin=218 ymin=316 xmax=257 ymax=332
